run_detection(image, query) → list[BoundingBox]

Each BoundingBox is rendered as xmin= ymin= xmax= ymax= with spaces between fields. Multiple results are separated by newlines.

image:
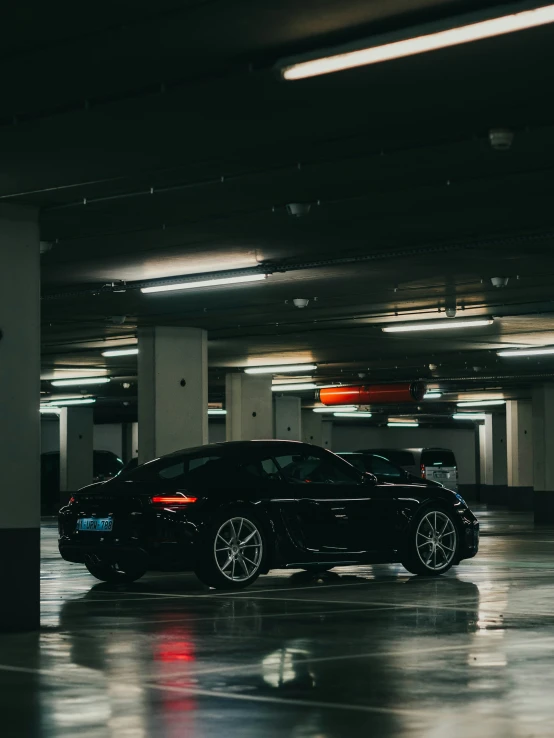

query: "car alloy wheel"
xmin=214 ymin=517 xmax=264 ymax=582
xmin=415 ymin=510 xmax=457 ymax=571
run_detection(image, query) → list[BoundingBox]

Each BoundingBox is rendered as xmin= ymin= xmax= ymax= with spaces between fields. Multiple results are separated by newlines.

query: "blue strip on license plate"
xmin=77 ymin=517 xmax=113 ymax=532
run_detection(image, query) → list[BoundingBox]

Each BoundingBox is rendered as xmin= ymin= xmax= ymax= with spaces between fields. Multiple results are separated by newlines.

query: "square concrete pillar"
xmin=60 ymin=407 xmax=94 ymax=498
xmin=225 ymin=374 xmax=273 ymax=440
xmin=0 ymin=205 xmax=40 ymax=631
xmin=274 ymin=395 xmax=302 ymax=440
xmin=532 ymin=385 xmax=554 ymax=523
xmin=322 ymin=420 xmax=333 ymax=450
xmin=138 ymin=327 xmax=208 ymax=463
xmin=506 ymin=400 xmax=533 ymax=510
xmin=478 ymin=414 xmax=507 ymax=505
xmin=302 ymin=410 xmax=323 ymax=446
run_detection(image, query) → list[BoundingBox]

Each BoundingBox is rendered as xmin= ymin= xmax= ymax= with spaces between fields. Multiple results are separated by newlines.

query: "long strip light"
xmin=141 ymin=274 xmax=266 ymax=294
xmin=453 ymin=413 xmax=486 ymax=420
xmin=334 ymin=412 xmax=372 ymax=418
xmin=272 ymin=382 xmax=317 ymax=392
xmin=383 ymin=318 xmax=493 ymax=333
xmin=102 ymin=347 xmax=139 ymax=357
xmin=497 ymin=346 xmax=554 ymax=357
xmin=208 ymin=409 xmax=227 ymax=415
xmin=457 ymin=399 xmax=506 ymax=407
xmin=40 ymin=408 xmax=61 ymax=415
xmin=46 ymin=398 xmax=97 ymax=407
xmin=387 ymin=422 xmax=420 ymax=427
xmin=281 ymin=4 xmax=554 ymax=80
xmin=424 ymin=391 xmax=442 ymax=399
xmin=51 ymin=377 xmax=110 ymax=387
xmin=313 ymin=405 xmax=357 ymax=413
xmin=245 ymin=364 xmax=317 ymax=374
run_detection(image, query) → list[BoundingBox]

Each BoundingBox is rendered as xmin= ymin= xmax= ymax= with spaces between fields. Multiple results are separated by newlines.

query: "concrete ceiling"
xmin=8 ymin=0 xmax=554 ymax=418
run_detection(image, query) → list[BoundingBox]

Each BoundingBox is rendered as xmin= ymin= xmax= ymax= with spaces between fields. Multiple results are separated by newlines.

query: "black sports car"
xmin=58 ymin=440 xmax=479 ymax=589
xmin=336 ymin=452 xmax=443 ymax=488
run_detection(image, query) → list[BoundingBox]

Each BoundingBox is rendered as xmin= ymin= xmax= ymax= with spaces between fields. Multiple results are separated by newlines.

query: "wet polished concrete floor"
xmin=3 ymin=506 xmax=554 ymax=737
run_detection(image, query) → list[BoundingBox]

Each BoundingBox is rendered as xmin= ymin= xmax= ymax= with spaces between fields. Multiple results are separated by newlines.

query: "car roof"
xmin=159 ymin=439 xmax=319 ymax=459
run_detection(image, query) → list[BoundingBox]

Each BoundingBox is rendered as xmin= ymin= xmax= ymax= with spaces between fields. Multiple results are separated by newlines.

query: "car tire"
xmin=401 ymin=507 xmax=459 ymax=576
xmin=194 ymin=509 xmax=267 ymax=590
xmin=84 ymin=556 xmax=146 ymax=584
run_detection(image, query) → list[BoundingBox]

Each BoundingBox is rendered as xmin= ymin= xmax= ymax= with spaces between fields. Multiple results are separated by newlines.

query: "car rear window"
xmin=421 ymin=449 xmax=456 ymax=468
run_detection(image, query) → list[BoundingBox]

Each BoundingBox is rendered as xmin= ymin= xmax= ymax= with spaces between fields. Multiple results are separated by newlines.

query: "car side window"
xmin=274 ymin=453 xmax=359 ymax=485
xmin=159 ymin=462 xmax=185 ymax=480
xmin=370 ymin=456 xmax=404 ymax=481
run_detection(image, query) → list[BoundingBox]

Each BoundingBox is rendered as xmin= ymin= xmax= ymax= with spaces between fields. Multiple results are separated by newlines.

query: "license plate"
xmin=76 ymin=517 xmax=113 ymax=532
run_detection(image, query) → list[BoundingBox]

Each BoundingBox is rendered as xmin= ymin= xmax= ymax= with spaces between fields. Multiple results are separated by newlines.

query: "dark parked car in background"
xmin=358 ymin=447 xmax=459 ymax=492
xmin=42 ymin=450 xmax=124 ymax=513
xmin=58 ymin=441 xmax=479 ymax=588
xmin=336 ymin=452 xmax=443 ymax=488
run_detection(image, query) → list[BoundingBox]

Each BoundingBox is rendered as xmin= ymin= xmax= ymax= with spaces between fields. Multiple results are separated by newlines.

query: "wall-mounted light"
xmin=51 ymin=377 xmax=111 ymax=387
xmin=245 ymin=364 xmax=317 ymax=374
xmin=46 ymin=398 xmax=97 ymax=407
xmin=280 ymin=4 xmax=554 ymax=80
xmin=383 ymin=318 xmax=493 ymax=333
xmin=313 ymin=405 xmax=357 ymax=413
xmin=457 ymin=399 xmax=505 ymax=407
xmin=272 ymin=383 xmax=317 ymax=392
xmin=497 ymin=346 xmax=554 ymax=357
xmin=102 ymin=348 xmax=139 ymax=357
xmin=141 ymin=273 xmax=267 ymax=294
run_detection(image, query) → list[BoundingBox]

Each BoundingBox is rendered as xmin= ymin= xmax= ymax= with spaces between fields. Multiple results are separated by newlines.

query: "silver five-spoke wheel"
xmin=416 ymin=511 xmax=457 ymax=571
xmin=214 ymin=517 xmax=263 ymax=582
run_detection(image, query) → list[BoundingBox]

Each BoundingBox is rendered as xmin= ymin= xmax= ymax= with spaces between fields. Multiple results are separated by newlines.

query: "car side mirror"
xmin=363 ymin=472 xmax=378 ymax=485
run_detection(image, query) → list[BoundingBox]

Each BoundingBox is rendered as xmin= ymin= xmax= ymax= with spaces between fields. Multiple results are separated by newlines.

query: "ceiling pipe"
xmin=316 ymin=381 xmax=427 ymax=406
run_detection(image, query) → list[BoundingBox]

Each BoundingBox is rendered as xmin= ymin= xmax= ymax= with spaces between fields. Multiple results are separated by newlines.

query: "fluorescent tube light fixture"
xmin=424 ymin=391 xmax=442 ymax=399
xmin=40 ymin=408 xmax=61 ymax=415
xmin=271 ymin=383 xmax=317 ymax=392
xmin=46 ymin=398 xmax=97 ymax=407
xmin=246 ymin=364 xmax=317 ymax=374
xmin=453 ymin=413 xmax=486 ymax=420
xmin=141 ymin=273 xmax=266 ymax=294
xmin=387 ymin=422 xmax=420 ymax=427
xmin=497 ymin=346 xmax=554 ymax=357
xmin=334 ymin=412 xmax=372 ymax=418
xmin=207 ymin=409 xmax=227 ymax=415
xmin=383 ymin=318 xmax=493 ymax=333
xmin=102 ymin=347 xmax=138 ymax=357
xmin=51 ymin=377 xmax=110 ymax=387
xmin=457 ymin=399 xmax=506 ymax=407
xmin=313 ymin=405 xmax=357 ymax=413
xmin=281 ymin=4 xmax=554 ymax=80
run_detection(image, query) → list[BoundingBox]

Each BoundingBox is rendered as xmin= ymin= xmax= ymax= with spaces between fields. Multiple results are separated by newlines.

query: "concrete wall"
xmin=331 ymin=425 xmax=477 ymax=484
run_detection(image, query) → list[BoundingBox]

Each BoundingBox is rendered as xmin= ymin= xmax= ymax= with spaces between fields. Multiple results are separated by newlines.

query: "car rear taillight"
xmin=69 ymin=496 xmax=75 ymax=504
xmin=151 ymin=495 xmax=198 ymax=506
xmin=421 ymin=463 xmax=426 ymax=479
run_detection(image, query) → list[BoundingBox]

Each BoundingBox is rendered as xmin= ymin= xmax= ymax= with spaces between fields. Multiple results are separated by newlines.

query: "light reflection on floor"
xmin=3 ymin=507 xmax=554 ymax=737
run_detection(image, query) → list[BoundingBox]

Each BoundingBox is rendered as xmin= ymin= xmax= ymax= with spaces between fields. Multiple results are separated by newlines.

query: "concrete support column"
xmin=225 ymin=374 xmax=273 ymax=441
xmin=138 ymin=327 xmax=208 ymax=463
xmin=322 ymin=420 xmax=333 ymax=450
xmin=302 ymin=410 xmax=323 ymax=446
xmin=506 ymin=400 xmax=533 ymax=510
xmin=274 ymin=396 xmax=302 ymax=440
xmin=132 ymin=422 xmax=139 ymax=459
xmin=0 ymin=205 xmax=40 ymax=631
xmin=60 ymin=407 xmax=94 ymax=500
xmin=478 ymin=414 xmax=507 ymax=505
xmin=121 ymin=422 xmax=134 ymax=463
xmin=532 ymin=385 xmax=554 ymax=523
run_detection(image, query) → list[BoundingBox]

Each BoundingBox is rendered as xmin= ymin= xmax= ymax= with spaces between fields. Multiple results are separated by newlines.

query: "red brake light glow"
xmin=151 ymin=495 xmax=198 ymax=505
xmin=421 ymin=463 xmax=426 ymax=479
xmin=69 ymin=496 xmax=76 ymax=504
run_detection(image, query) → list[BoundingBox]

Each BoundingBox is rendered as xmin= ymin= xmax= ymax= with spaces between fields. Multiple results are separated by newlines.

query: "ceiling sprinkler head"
xmin=491 ymin=277 xmax=509 ymax=288
xmin=489 ymin=128 xmax=514 ymax=151
xmin=286 ymin=202 xmax=311 ymax=217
